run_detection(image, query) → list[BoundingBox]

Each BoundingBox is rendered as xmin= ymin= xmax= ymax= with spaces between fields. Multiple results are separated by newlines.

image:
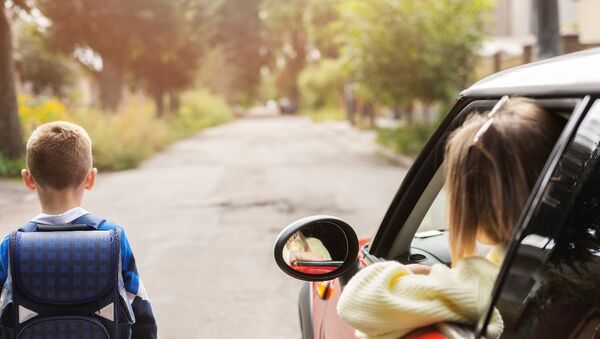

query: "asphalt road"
xmin=0 ymin=115 xmax=407 ymax=338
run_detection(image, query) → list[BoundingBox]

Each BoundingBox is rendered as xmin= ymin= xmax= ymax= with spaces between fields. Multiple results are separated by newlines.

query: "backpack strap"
xmin=17 ymin=214 xmax=106 ymax=233
xmin=36 ymin=224 xmax=94 ymax=232
xmin=69 ymin=213 xmax=106 ymax=229
xmin=17 ymin=222 xmax=38 ymax=233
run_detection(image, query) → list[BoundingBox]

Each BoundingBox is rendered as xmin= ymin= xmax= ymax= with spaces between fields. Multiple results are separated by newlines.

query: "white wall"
xmin=578 ymin=0 xmax=600 ymax=43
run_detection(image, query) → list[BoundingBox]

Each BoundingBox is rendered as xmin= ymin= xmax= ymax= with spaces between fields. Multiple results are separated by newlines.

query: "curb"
xmin=375 ymin=146 xmax=414 ymax=168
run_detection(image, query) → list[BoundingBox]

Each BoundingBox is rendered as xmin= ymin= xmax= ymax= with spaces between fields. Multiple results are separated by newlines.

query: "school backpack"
xmin=0 ymin=214 xmax=133 ymax=339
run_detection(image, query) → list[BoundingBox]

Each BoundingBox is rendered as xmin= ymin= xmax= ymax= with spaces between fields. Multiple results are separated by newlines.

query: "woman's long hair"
xmin=287 ymin=231 xmax=310 ymax=252
xmin=445 ymin=98 xmax=563 ymax=265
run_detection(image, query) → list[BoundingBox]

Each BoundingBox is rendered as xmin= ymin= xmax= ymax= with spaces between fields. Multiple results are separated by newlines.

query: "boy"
xmin=0 ymin=121 xmax=157 ymax=338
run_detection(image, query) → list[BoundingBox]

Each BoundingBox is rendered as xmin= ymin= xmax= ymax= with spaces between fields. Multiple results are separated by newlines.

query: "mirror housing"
xmin=274 ymin=215 xmax=359 ymax=282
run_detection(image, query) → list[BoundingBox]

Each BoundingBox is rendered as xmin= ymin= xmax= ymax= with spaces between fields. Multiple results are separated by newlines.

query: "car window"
xmin=487 ymin=100 xmax=600 ymax=339
xmin=416 ymin=185 xmax=447 ymax=233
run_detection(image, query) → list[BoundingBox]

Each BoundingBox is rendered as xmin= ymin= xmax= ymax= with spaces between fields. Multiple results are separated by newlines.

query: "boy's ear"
xmin=84 ymin=168 xmax=97 ymax=190
xmin=21 ymin=169 xmax=37 ymax=191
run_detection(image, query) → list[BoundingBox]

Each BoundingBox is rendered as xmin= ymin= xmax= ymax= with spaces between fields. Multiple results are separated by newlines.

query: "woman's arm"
xmin=337 ymin=258 xmax=503 ymax=339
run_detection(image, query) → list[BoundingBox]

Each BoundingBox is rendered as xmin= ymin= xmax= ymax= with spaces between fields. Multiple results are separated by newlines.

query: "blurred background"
xmin=1 ymin=0 xmax=599 ymax=338
xmin=1 ymin=0 xmax=599 ymax=169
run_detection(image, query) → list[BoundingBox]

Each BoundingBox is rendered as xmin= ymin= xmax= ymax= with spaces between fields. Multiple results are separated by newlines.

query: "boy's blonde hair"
xmin=26 ymin=121 xmax=93 ymax=190
xmin=445 ymin=98 xmax=563 ymax=264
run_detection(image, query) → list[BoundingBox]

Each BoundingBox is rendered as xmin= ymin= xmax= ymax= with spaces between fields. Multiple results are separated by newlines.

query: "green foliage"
xmin=216 ymin=0 xmax=263 ymax=103
xmin=339 ymin=0 xmax=491 ymax=107
xmin=167 ymin=89 xmax=234 ymax=139
xmin=130 ymin=0 xmax=220 ymax=114
xmin=0 ymin=154 xmax=25 ymax=178
xmin=15 ymin=25 xmax=75 ymax=97
xmin=305 ymin=0 xmax=343 ymax=58
xmin=261 ymin=0 xmax=309 ymax=102
xmin=304 ymin=107 xmax=345 ymax=122
xmin=73 ymin=99 xmax=170 ymax=171
xmin=376 ymin=122 xmax=438 ymax=156
xmin=34 ymin=0 xmax=220 ymax=110
xmin=11 ymin=91 xmax=233 ymax=173
xmin=299 ymin=59 xmax=347 ymax=110
xmin=77 ymin=90 xmax=233 ymax=171
xmin=256 ymin=69 xmax=278 ymax=102
xmin=18 ymin=95 xmax=71 ymax=134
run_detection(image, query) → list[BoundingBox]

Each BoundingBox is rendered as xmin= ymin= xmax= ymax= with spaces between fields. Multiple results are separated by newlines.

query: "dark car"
xmin=278 ymin=97 xmax=297 ymax=114
xmin=274 ymin=48 xmax=600 ymax=339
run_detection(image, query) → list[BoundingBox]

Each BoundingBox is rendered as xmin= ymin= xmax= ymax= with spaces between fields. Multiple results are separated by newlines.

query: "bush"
xmin=376 ymin=122 xmax=438 ymax=156
xmin=2 ymin=90 xmax=234 ymax=176
xmin=298 ymin=58 xmax=348 ymax=110
xmin=18 ymin=95 xmax=71 ymax=134
xmin=0 ymin=154 xmax=25 ymax=178
xmin=74 ymin=99 xmax=170 ymax=171
xmin=304 ymin=107 xmax=345 ymax=122
xmin=167 ymin=89 xmax=234 ymax=139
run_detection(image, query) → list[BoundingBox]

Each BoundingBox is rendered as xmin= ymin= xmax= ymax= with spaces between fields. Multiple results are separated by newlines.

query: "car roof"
xmin=462 ymin=48 xmax=600 ymax=98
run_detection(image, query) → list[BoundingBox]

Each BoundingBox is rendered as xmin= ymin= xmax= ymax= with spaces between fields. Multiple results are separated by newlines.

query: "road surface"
xmin=0 ymin=115 xmax=407 ymax=338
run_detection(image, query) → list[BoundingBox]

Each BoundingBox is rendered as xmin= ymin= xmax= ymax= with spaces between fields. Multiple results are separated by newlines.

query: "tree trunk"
xmin=404 ymin=102 xmax=415 ymax=123
xmin=0 ymin=8 xmax=24 ymax=158
xmin=286 ymin=27 xmax=306 ymax=112
xmin=362 ymin=102 xmax=375 ymax=128
xmin=154 ymin=90 xmax=165 ymax=118
xmin=344 ymin=82 xmax=356 ymax=125
xmin=536 ymin=0 xmax=562 ymax=59
xmin=97 ymin=57 xmax=125 ymax=111
xmin=168 ymin=91 xmax=180 ymax=114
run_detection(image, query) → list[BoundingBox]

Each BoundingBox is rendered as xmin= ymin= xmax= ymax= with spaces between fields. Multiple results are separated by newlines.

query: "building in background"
xmin=479 ymin=0 xmax=600 ymax=77
xmin=579 ymin=0 xmax=600 ymax=44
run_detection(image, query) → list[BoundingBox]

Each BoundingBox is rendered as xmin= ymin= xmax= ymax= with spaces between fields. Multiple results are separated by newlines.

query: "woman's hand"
xmin=406 ymin=264 xmax=432 ymax=275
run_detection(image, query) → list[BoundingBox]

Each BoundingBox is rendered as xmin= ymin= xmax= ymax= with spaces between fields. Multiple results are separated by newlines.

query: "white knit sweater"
xmin=337 ymin=247 xmax=505 ymax=339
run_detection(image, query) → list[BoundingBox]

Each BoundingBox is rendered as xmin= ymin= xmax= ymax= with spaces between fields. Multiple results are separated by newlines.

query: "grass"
xmin=376 ymin=121 xmax=438 ymax=157
xmin=303 ymin=107 xmax=346 ymax=122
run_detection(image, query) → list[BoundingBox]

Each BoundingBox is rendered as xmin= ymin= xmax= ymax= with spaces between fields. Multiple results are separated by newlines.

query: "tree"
xmin=305 ymin=0 xmax=343 ymax=59
xmin=0 ymin=2 xmax=26 ymax=158
xmin=15 ymin=24 xmax=75 ymax=97
xmin=339 ymin=0 xmax=491 ymax=116
xmin=261 ymin=0 xmax=309 ymax=108
xmin=298 ymin=58 xmax=347 ymax=110
xmin=36 ymin=0 xmax=164 ymax=110
xmin=130 ymin=0 xmax=221 ymax=116
xmin=215 ymin=0 xmax=263 ymax=104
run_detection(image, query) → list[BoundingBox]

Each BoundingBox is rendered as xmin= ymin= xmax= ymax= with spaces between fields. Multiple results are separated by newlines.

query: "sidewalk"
xmin=316 ymin=119 xmax=414 ymax=168
xmin=0 ymin=179 xmax=38 ymax=232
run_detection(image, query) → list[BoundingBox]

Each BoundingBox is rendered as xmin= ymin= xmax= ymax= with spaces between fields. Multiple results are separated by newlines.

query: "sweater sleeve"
xmin=337 ymin=258 xmax=504 ymax=339
xmin=0 ymin=236 xmax=9 ymax=289
xmin=117 ymin=228 xmax=158 ymax=339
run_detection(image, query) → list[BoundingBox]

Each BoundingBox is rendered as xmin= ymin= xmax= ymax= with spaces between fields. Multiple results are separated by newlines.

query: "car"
xmin=278 ymin=97 xmax=297 ymax=114
xmin=273 ymin=48 xmax=600 ymax=339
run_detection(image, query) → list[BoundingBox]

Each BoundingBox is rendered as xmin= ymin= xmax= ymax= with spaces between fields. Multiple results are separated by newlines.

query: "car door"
xmin=477 ymin=97 xmax=600 ymax=338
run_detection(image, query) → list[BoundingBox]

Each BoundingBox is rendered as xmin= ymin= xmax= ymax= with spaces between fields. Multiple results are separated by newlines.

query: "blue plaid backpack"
xmin=0 ymin=214 xmax=133 ymax=339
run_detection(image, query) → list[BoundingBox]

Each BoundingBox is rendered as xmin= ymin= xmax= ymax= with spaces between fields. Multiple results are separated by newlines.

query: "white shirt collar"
xmin=30 ymin=207 xmax=89 ymax=225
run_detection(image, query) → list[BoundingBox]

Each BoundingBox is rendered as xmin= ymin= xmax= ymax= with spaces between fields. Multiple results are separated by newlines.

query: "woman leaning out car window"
xmin=336 ymin=97 xmax=564 ymax=339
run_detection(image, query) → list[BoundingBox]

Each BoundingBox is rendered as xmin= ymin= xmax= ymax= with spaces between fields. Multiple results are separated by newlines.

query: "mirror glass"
xmin=282 ymin=222 xmax=348 ymax=275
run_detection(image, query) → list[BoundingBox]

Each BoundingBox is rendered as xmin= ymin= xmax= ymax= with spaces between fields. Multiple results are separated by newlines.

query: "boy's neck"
xmin=37 ymin=187 xmax=85 ymax=215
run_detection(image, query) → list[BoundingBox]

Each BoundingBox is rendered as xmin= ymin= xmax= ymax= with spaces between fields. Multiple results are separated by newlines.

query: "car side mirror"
xmin=274 ymin=215 xmax=359 ymax=281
